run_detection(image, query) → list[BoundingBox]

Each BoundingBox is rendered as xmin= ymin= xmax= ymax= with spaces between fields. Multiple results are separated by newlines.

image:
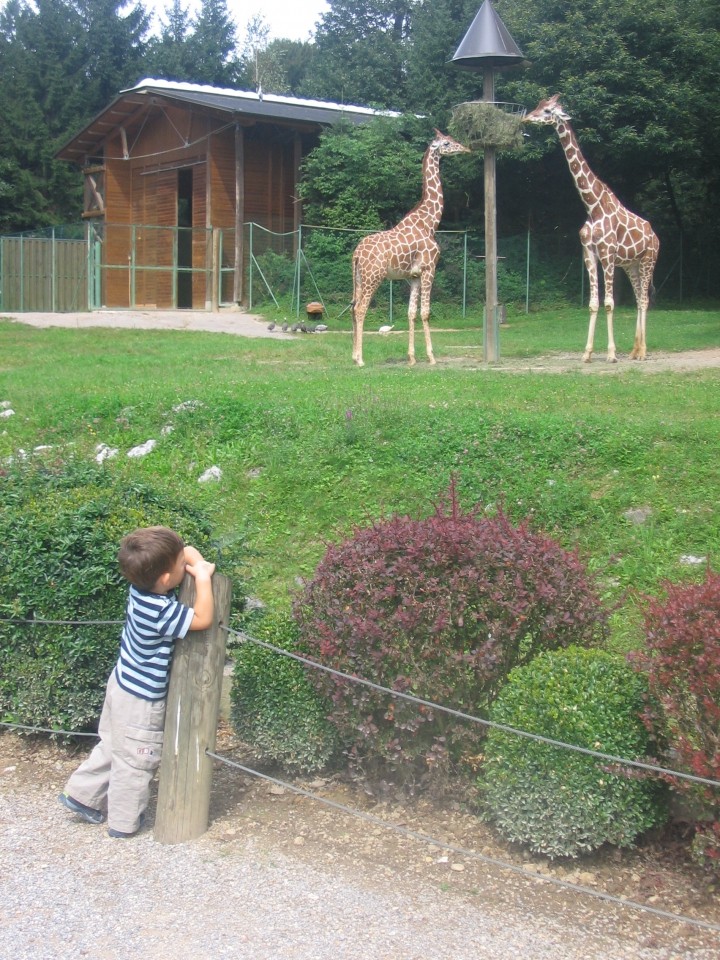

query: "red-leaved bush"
xmin=293 ymin=483 xmax=608 ymax=789
xmin=635 ymin=570 xmax=720 ymax=870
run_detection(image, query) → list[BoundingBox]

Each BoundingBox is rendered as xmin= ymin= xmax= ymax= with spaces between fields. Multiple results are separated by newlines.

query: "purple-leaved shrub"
xmin=294 ymin=481 xmax=609 ymax=790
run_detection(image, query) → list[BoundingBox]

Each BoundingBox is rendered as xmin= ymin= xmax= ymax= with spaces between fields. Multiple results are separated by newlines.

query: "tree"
xmin=301 ymin=0 xmax=412 ymax=108
xmin=146 ymin=0 xmax=197 ymax=82
xmin=499 ymin=0 xmax=720 ymax=252
xmin=189 ymin=0 xmax=242 ymax=86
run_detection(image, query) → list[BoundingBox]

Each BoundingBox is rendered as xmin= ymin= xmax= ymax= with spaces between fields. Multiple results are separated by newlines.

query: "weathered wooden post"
xmin=155 ymin=571 xmax=232 ymax=844
xmin=450 ymin=0 xmax=525 ymax=363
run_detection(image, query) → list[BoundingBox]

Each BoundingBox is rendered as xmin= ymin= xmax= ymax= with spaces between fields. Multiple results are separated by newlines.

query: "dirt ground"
xmin=3 ymin=309 xmax=720 ymax=374
xmin=2 ymin=726 xmax=719 ymax=957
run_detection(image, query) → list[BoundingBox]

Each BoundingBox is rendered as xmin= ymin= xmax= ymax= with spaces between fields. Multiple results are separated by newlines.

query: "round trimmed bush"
xmin=294 ymin=483 xmax=609 ymax=787
xmin=230 ymin=610 xmax=339 ymax=774
xmin=481 ymin=647 xmax=668 ymax=858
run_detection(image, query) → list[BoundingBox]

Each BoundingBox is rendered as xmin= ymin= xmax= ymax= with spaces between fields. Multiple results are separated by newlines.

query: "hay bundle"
xmin=450 ymin=101 xmax=525 ymax=151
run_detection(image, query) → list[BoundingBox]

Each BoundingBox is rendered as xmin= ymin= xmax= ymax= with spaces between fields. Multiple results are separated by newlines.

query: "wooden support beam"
xmin=154 ymin=572 xmax=233 ymax=845
xmin=233 ymin=122 xmax=245 ymax=305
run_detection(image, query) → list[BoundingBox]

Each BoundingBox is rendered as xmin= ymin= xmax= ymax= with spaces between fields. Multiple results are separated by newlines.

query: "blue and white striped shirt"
xmin=114 ymin=586 xmax=195 ymax=701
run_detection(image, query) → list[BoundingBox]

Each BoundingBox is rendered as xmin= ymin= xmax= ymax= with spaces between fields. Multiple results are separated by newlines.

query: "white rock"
xmin=198 ymin=465 xmax=222 ymax=483
xmin=95 ymin=443 xmax=119 ymax=463
xmin=127 ymin=439 xmax=157 ymax=458
xmin=172 ymin=400 xmax=203 ymax=413
xmin=0 ymin=409 xmax=15 ymax=418
xmin=679 ymin=554 xmax=706 ymax=566
xmin=160 ymin=424 xmax=174 ymax=436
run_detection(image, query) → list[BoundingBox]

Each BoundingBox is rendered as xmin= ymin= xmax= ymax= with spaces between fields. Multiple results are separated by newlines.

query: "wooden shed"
xmin=56 ymin=79 xmax=393 ymax=310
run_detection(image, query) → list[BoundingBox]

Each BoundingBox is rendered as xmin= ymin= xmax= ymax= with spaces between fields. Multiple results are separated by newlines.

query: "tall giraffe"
xmin=524 ymin=95 xmax=659 ymax=363
xmin=351 ymin=131 xmax=469 ymax=367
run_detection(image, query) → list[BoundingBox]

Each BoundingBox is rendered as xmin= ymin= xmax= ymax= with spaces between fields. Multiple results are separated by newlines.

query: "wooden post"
xmin=154 ymin=572 xmax=232 ymax=844
xmin=483 ymin=66 xmax=499 ymax=363
xmin=233 ymin=122 xmax=245 ymax=305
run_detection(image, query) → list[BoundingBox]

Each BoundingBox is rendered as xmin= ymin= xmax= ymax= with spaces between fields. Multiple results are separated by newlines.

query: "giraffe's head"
xmin=523 ymin=95 xmax=571 ymax=127
xmin=431 ymin=130 xmax=471 ymax=157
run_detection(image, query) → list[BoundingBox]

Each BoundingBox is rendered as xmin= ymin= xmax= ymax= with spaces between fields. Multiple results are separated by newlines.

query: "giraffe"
xmin=524 ymin=95 xmax=659 ymax=363
xmin=351 ymin=131 xmax=469 ymax=367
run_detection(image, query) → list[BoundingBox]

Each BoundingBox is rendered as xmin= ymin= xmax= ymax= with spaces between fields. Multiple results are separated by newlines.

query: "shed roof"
xmin=57 ymin=79 xmax=401 ymax=165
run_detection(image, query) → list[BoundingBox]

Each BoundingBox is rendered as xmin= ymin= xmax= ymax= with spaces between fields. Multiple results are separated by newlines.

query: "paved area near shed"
xmin=1 ymin=308 xmax=292 ymax=338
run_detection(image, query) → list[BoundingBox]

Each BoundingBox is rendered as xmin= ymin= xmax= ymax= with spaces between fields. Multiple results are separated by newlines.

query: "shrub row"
xmin=232 ymin=492 xmax=717 ymax=866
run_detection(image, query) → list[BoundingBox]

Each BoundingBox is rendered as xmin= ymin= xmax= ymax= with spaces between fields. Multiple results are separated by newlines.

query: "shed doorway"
xmin=177 ymin=168 xmax=193 ymax=309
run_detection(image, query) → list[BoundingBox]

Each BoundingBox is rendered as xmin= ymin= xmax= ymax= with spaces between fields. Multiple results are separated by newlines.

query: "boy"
xmin=59 ymin=526 xmax=215 ymax=838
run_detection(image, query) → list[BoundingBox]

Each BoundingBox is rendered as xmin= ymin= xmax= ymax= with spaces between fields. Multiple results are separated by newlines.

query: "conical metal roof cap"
xmin=450 ymin=0 xmax=525 ymax=70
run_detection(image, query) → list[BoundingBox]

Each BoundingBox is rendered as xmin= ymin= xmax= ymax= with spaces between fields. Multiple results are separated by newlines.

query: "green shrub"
xmin=294 ymin=480 xmax=608 ymax=789
xmin=230 ymin=610 xmax=339 ymax=774
xmin=481 ymin=647 xmax=668 ymax=858
xmin=0 ymin=455 xmax=245 ymax=732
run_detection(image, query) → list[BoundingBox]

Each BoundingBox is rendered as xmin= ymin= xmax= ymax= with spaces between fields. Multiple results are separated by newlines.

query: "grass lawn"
xmin=1 ymin=305 xmax=718 ymax=649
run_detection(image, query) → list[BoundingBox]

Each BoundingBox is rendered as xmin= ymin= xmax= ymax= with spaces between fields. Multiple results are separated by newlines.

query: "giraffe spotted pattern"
xmin=351 ymin=131 xmax=469 ymax=367
xmin=524 ymin=95 xmax=659 ymax=363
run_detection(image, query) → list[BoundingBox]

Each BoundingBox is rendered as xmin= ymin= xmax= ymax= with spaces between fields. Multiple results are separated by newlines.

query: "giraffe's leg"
xmin=603 ymin=261 xmax=617 ymax=363
xmin=419 ymin=271 xmax=436 ymax=365
xmin=352 ymin=297 xmax=369 ymax=367
xmin=628 ymin=266 xmax=651 ymax=360
xmin=407 ymin=278 xmax=420 ymax=366
xmin=581 ymin=238 xmax=599 ymax=363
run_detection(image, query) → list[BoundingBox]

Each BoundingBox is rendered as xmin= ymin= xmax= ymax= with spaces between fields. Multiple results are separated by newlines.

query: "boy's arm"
xmin=184 ymin=549 xmax=216 ymax=631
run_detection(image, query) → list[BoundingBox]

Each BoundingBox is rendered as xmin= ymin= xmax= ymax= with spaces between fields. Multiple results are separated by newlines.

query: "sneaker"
xmin=59 ymin=792 xmax=105 ymax=824
xmin=107 ymin=813 xmax=146 ymax=839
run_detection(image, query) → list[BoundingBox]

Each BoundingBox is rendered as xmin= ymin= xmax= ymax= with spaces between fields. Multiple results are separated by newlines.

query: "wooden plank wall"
xmin=97 ymin=103 xmax=304 ymax=309
xmin=0 ymin=237 xmax=88 ymax=312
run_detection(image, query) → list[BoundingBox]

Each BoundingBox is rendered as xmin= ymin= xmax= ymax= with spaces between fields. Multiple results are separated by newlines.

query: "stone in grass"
xmin=95 ymin=443 xmax=119 ymax=463
xmin=198 ymin=465 xmax=223 ymax=483
xmin=127 ymin=439 xmax=157 ymax=458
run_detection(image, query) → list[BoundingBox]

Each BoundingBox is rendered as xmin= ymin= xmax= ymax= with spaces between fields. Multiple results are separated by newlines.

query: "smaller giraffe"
xmin=351 ymin=131 xmax=469 ymax=367
xmin=524 ymin=95 xmax=659 ymax=363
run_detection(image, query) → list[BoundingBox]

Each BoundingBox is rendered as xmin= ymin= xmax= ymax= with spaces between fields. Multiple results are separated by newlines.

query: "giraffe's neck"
xmin=556 ymin=120 xmax=617 ymax=217
xmin=401 ymin=146 xmax=444 ymax=232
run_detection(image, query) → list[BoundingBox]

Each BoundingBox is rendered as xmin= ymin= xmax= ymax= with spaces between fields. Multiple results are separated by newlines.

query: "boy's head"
xmin=118 ymin=526 xmax=186 ymax=592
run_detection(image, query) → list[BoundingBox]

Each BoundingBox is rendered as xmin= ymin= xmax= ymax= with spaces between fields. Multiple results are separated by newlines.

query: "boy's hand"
xmin=186 ymin=557 xmax=216 ymax=581
xmin=184 ymin=545 xmax=215 ymax=581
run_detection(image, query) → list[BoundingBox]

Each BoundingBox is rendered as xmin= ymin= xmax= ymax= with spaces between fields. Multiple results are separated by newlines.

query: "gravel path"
xmin=2 ymin=755 xmax=719 ymax=960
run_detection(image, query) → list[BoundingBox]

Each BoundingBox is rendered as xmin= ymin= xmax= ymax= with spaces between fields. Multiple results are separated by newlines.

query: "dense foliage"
xmin=482 ymin=647 xmax=668 ymax=858
xmin=230 ymin=610 xmax=339 ymax=773
xmin=1 ymin=0 xmax=718 ymax=297
xmin=294 ymin=481 xmax=608 ymax=788
xmin=0 ymin=455 xmax=246 ymax=732
xmin=635 ymin=570 xmax=720 ymax=871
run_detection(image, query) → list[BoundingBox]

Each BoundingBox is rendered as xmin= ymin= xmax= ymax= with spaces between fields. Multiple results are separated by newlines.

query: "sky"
xmin=146 ymin=0 xmax=330 ymax=44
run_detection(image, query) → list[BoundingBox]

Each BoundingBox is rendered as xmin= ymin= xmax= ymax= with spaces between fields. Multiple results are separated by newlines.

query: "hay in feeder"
xmin=450 ymin=101 xmax=525 ymax=151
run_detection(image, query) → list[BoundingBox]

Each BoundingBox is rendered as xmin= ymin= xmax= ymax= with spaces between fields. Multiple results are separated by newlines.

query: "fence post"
xmin=154 ymin=572 xmax=232 ymax=844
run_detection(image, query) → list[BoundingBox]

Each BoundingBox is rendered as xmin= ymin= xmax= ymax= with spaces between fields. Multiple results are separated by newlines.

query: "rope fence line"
xmin=206 ymin=749 xmax=720 ymax=936
xmin=224 ymin=626 xmax=720 ymax=790
xmin=1 ymin=713 xmax=717 ymax=934
xmin=2 ymin=614 xmax=718 ymax=789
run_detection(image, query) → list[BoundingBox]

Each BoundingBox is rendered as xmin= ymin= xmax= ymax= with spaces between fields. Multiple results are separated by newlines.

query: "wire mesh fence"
xmin=0 ymin=220 xmax=699 ymax=314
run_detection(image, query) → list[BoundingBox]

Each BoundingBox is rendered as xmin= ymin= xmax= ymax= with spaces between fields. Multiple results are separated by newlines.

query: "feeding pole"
xmin=450 ymin=1 xmax=525 ymax=363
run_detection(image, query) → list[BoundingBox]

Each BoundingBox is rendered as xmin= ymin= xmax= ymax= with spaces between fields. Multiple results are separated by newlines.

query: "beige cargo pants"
xmin=64 ymin=669 xmax=165 ymax=834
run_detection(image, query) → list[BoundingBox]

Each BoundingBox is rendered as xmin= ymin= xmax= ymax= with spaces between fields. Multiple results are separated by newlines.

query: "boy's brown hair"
xmin=118 ymin=526 xmax=185 ymax=591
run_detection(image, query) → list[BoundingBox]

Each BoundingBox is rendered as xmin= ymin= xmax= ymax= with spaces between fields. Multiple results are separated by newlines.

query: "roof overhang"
xmin=56 ymin=79 xmax=402 ymax=165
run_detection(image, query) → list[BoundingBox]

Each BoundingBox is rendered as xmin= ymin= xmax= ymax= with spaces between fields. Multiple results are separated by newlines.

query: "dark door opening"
xmin=177 ymin=168 xmax=193 ymax=309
